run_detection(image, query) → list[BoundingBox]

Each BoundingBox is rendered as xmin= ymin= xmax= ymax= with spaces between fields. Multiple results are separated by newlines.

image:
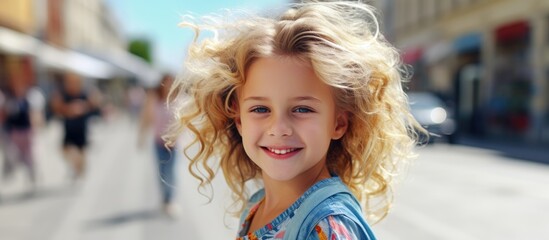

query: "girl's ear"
xmin=332 ymin=111 xmax=349 ymax=140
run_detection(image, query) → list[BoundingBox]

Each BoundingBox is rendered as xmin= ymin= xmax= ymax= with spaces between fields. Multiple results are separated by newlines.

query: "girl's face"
xmin=235 ymin=56 xmax=348 ymax=182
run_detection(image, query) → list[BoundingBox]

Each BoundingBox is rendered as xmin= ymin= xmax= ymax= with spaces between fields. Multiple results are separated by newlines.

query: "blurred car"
xmin=408 ymin=92 xmax=456 ymax=144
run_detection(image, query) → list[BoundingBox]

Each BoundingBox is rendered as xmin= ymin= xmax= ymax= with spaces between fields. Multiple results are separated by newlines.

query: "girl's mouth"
xmin=267 ymin=147 xmax=297 ymax=155
xmin=261 ymin=147 xmax=302 ymax=159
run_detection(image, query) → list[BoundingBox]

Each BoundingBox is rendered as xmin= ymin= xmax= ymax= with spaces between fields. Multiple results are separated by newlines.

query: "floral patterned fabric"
xmin=236 ymin=177 xmax=368 ymax=240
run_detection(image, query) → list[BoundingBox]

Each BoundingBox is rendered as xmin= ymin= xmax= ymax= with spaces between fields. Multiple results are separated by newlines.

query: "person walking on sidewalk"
xmin=165 ymin=1 xmax=424 ymax=239
xmin=0 ymin=66 xmax=45 ymax=191
xmin=51 ymin=72 xmax=101 ymax=181
xmin=139 ymin=74 xmax=180 ymax=218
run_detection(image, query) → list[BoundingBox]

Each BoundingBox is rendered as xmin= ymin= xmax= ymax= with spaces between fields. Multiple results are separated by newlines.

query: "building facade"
xmin=63 ymin=0 xmax=125 ymax=54
xmin=0 ymin=0 xmax=35 ymax=34
xmin=0 ymin=0 xmax=38 ymax=91
xmin=380 ymin=0 xmax=549 ymax=144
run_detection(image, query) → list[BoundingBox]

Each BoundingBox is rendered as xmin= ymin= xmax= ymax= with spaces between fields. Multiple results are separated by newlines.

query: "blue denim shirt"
xmin=237 ymin=176 xmax=377 ymax=240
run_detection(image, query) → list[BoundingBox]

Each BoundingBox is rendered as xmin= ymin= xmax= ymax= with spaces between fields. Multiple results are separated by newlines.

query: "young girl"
xmin=166 ymin=1 xmax=422 ymax=239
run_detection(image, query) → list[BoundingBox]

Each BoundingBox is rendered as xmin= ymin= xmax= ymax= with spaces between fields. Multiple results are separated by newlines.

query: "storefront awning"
xmin=1 ymin=27 xmax=160 ymax=82
xmin=454 ymin=33 xmax=482 ymax=53
xmin=402 ymin=47 xmax=423 ymax=64
xmin=87 ymin=49 xmax=161 ymax=87
xmin=0 ymin=27 xmax=39 ymax=55
xmin=496 ymin=21 xmax=529 ymax=44
xmin=424 ymin=41 xmax=452 ymax=64
xmin=36 ymin=44 xmax=121 ymax=79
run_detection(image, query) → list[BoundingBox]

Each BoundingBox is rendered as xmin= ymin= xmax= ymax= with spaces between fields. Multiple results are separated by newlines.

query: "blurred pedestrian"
xmin=139 ymin=74 xmax=180 ymax=218
xmin=0 ymin=88 xmax=6 ymax=177
xmin=0 ymin=70 xmax=45 ymax=191
xmin=165 ymin=2 xmax=424 ymax=239
xmin=51 ymin=72 xmax=101 ymax=181
xmin=126 ymin=82 xmax=146 ymax=120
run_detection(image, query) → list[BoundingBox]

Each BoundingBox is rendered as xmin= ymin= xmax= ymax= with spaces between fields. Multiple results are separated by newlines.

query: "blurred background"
xmin=0 ymin=0 xmax=548 ymax=240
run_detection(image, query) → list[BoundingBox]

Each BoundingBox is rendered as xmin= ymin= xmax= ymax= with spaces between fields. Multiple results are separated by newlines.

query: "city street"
xmin=1 ymin=114 xmax=548 ymax=240
xmin=374 ymin=142 xmax=549 ymax=239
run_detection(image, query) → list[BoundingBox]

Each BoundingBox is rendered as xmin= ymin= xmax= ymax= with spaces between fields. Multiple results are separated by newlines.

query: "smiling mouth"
xmin=262 ymin=147 xmax=301 ymax=155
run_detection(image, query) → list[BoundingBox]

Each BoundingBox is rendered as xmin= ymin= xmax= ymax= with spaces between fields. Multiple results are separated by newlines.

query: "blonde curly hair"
xmin=165 ymin=1 xmax=422 ymax=223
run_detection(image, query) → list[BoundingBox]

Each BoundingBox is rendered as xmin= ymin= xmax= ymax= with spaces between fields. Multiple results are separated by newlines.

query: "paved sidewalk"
xmin=374 ymin=143 xmax=549 ymax=239
xmin=456 ymin=136 xmax=549 ymax=164
xmin=0 ymin=115 xmax=239 ymax=240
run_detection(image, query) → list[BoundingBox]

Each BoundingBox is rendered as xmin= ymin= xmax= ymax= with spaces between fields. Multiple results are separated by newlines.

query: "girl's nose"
xmin=267 ymin=113 xmax=293 ymax=137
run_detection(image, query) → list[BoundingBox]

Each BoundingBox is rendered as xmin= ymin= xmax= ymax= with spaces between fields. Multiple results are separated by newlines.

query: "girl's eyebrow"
xmin=293 ymin=96 xmax=321 ymax=102
xmin=243 ymin=96 xmax=268 ymax=102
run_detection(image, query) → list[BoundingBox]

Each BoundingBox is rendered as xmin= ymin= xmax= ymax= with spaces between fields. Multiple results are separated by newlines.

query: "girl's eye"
xmin=251 ymin=106 xmax=269 ymax=113
xmin=293 ymin=107 xmax=313 ymax=113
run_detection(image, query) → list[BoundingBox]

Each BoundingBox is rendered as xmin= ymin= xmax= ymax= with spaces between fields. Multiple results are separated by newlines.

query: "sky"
xmin=105 ymin=0 xmax=289 ymax=74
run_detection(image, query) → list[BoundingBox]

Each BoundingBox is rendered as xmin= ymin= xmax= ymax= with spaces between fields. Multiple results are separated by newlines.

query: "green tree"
xmin=128 ymin=39 xmax=152 ymax=64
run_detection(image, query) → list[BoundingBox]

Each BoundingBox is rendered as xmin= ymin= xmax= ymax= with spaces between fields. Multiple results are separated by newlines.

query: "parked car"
xmin=408 ymin=92 xmax=456 ymax=144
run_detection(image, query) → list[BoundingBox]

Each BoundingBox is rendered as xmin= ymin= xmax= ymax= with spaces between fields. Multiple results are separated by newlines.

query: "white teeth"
xmin=269 ymin=148 xmax=295 ymax=155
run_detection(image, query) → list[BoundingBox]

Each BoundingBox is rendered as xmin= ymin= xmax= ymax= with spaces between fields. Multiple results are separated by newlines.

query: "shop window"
xmin=490 ymin=21 xmax=532 ymax=138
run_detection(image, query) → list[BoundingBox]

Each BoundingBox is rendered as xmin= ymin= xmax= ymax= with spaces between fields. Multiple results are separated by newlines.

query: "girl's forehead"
xmin=247 ymin=54 xmax=309 ymax=71
xmin=245 ymin=56 xmax=313 ymax=80
xmin=238 ymin=56 xmax=335 ymax=101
